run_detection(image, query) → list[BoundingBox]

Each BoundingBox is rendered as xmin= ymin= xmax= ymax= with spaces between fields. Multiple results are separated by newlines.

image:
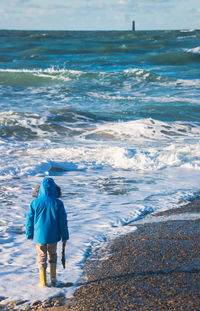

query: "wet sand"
xmin=1 ymin=198 xmax=200 ymax=310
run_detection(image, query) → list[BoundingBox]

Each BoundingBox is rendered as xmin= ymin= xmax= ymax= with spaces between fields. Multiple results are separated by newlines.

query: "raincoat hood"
xmin=38 ymin=177 xmax=58 ymax=199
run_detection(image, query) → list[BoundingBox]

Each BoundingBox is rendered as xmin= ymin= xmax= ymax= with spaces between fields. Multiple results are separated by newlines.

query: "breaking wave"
xmin=1 ymin=67 xmax=200 ymax=90
xmin=185 ymin=46 xmax=200 ymax=55
xmin=0 ymin=67 xmax=180 ymax=87
xmin=0 ymin=117 xmax=199 ymax=181
xmin=1 ymin=109 xmax=200 ymax=142
xmin=1 ymin=138 xmax=200 ymax=181
xmin=81 ymin=118 xmax=200 ymax=141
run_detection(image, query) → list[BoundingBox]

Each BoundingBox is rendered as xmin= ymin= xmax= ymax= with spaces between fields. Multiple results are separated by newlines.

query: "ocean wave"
xmin=0 ymin=67 xmax=175 ymax=87
xmin=123 ymin=68 xmax=173 ymax=83
xmin=111 ymin=206 xmax=153 ymax=226
xmin=1 ymin=110 xmax=200 ymax=142
xmin=0 ymin=68 xmax=73 ymax=87
xmin=180 ymin=29 xmax=196 ymax=33
xmin=0 ymin=109 xmax=95 ymax=140
xmin=1 ymin=67 xmax=199 ymax=90
xmin=144 ymin=50 xmax=200 ymax=65
xmin=177 ymin=35 xmax=197 ymax=40
xmin=82 ymin=118 xmax=200 ymax=142
xmin=185 ymin=46 xmax=200 ymax=55
xmin=176 ymin=79 xmax=200 ymax=87
xmin=0 ymin=68 xmax=108 ymax=87
xmin=0 ymin=111 xmax=51 ymax=139
xmin=38 ymin=142 xmax=200 ymax=172
xmin=1 ymin=138 xmax=199 ymax=181
xmin=0 ymin=123 xmax=199 ymax=183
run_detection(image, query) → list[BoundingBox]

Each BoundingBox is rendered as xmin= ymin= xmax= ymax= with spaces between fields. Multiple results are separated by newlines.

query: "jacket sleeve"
xmin=26 ymin=201 xmax=35 ymax=239
xmin=58 ymin=201 xmax=69 ymax=241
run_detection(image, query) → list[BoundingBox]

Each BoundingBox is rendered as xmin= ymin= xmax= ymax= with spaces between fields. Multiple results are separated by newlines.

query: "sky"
xmin=0 ymin=0 xmax=200 ymax=31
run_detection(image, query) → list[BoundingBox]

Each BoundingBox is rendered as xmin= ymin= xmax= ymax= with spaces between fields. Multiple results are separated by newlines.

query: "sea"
xmin=0 ymin=29 xmax=200 ymax=304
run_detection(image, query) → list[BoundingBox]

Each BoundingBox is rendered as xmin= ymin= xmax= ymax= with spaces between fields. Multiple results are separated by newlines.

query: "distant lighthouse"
xmin=132 ymin=21 xmax=135 ymax=31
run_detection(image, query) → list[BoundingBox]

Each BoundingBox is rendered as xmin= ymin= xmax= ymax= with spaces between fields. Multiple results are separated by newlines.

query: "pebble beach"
xmin=63 ymin=197 xmax=200 ymax=311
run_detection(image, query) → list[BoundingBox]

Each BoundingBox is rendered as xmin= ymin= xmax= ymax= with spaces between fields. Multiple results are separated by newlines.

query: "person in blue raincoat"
xmin=26 ymin=177 xmax=69 ymax=286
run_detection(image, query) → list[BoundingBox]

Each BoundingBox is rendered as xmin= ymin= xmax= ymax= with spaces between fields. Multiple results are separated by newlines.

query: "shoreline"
xmin=1 ymin=198 xmax=200 ymax=310
xmin=59 ymin=197 xmax=200 ymax=311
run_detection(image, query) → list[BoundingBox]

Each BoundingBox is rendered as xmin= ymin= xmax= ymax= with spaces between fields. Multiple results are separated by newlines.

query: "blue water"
xmin=0 ymin=29 xmax=200 ymax=303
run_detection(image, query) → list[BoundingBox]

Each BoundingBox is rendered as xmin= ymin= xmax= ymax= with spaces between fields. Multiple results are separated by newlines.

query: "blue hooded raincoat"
xmin=26 ymin=177 xmax=69 ymax=244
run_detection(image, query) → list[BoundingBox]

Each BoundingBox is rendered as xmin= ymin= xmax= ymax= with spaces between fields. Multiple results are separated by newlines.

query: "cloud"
xmin=118 ymin=0 xmax=127 ymax=5
xmin=0 ymin=0 xmax=32 ymax=5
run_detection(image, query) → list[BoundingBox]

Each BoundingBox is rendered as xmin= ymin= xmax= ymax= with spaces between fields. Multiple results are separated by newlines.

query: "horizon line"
xmin=0 ymin=28 xmax=199 ymax=32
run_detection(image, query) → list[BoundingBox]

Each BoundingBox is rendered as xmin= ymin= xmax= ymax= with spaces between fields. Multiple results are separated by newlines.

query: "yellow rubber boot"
xmin=50 ymin=263 xmax=57 ymax=286
xmin=39 ymin=270 xmax=47 ymax=286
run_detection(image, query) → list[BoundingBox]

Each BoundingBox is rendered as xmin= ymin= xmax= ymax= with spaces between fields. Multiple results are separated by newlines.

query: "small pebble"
xmin=41 ymin=300 xmax=53 ymax=308
xmin=30 ymin=300 xmax=41 ymax=307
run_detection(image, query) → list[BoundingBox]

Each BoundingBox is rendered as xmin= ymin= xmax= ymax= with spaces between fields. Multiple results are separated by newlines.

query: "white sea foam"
xmin=123 ymin=68 xmax=200 ymax=88
xmin=87 ymin=92 xmax=136 ymax=101
xmin=0 ymin=68 xmax=87 ymax=85
xmin=186 ymin=46 xmax=200 ymax=54
xmin=0 ymin=118 xmax=199 ymax=182
xmin=143 ymin=95 xmax=200 ymax=104
xmin=82 ymin=118 xmax=200 ymax=142
xmin=0 ymin=68 xmax=82 ymax=74
xmin=180 ymin=29 xmax=195 ymax=32
xmin=176 ymin=79 xmax=200 ymax=87
xmin=2 ymin=112 xmax=199 ymax=143
xmin=177 ymin=35 xmax=197 ymax=39
xmin=123 ymin=68 xmax=157 ymax=81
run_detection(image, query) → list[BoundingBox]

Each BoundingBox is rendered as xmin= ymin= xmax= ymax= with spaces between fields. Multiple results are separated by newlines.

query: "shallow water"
xmin=0 ymin=29 xmax=200 ymax=303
